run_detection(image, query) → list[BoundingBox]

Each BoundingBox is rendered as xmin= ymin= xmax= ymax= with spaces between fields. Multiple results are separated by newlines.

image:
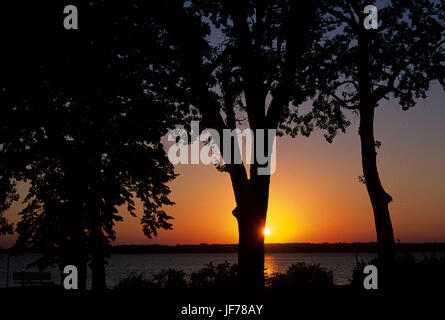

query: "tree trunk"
xmin=233 ymin=175 xmax=270 ymax=291
xmin=236 ymin=208 xmax=266 ymax=290
xmin=62 ymin=239 xmax=88 ymax=291
xmin=73 ymin=255 xmax=88 ymax=291
xmin=359 ymin=106 xmax=396 ymax=268
xmin=90 ymin=224 xmax=107 ymax=292
xmin=63 ymin=212 xmax=88 ymax=290
xmin=358 ymin=27 xmax=396 ymax=275
xmin=91 ymin=252 xmax=107 ymax=292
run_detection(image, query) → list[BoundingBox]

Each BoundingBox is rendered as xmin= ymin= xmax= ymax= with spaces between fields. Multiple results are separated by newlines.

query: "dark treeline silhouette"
xmin=3 ymin=242 xmax=445 ymax=254
xmin=87 ymin=242 xmax=445 ymax=254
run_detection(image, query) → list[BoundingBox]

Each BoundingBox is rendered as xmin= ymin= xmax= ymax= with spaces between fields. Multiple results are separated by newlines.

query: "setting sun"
xmin=264 ymin=228 xmax=271 ymax=236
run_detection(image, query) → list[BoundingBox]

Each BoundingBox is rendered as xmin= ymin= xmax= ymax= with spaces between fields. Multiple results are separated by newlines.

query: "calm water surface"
xmin=0 ymin=252 xmax=442 ymax=288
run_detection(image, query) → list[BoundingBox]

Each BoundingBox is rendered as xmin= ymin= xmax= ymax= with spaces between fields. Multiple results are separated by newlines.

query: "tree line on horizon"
xmin=0 ymin=0 xmax=444 ymax=291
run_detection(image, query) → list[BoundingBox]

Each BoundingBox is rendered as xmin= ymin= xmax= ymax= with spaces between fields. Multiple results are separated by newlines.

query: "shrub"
xmin=350 ymin=253 xmax=445 ymax=292
xmin=267 ymin=262 xmax=334 ymax=289
xmin=114 ymin=272 xmax=153 ymax=291
xmin=190 ymin=261 xmax=238 ymax=289
xmin=115 ymin=261 xmax=338 ymax=292
xmin=151 ymin=269 xmax=188 ymax=289
xmin=114 ymin=269 xmax=188 ymax=291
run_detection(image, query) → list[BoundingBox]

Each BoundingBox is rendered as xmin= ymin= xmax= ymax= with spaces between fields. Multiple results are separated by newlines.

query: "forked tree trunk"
xmin=359 ymin=106 xmax=396 ymax=269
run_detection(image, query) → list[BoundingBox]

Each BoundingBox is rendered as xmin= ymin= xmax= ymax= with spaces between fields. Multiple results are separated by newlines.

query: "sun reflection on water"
xmin=264 ymin=254 xmax=278 ymax=278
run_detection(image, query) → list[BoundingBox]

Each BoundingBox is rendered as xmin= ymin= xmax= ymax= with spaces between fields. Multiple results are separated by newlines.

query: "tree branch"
xmin=266 ymin=1 xmax=311 ymax=128
xmin=329 ymin=91 xmax=358 ymax=110
xmin=203 ymin=45 xmax=232 ymax=78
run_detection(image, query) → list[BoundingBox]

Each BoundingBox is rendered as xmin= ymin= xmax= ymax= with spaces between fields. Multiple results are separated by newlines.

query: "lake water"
xmin=0 ymin=252 xmax=442 ymax=288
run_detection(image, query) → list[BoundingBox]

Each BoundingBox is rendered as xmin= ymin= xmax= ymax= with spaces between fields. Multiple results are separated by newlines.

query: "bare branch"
xmin=321 ymin=6 xmax=358 ymax=31
xmin=203 ymin=46 xmax=232 ymax=77
xmin=329 ymin=91 xmax=358 ymax=110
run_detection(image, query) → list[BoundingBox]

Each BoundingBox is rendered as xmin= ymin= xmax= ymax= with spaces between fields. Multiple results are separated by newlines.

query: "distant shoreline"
xmin=2 ymin=242 xmax=445 ymax=254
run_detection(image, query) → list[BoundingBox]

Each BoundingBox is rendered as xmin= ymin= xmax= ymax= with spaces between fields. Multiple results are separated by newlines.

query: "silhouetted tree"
xmin=313 ymin=0 xmax=445 ymax=271
xmin=0 ymin=1 xmax=178 ymax=290
xmin=147 ymin=0 xmax=348 ymax=289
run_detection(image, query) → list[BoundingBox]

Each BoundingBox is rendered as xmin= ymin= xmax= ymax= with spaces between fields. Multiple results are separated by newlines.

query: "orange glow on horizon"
xmin=110 ymin=106 xmax=445 ymax=246
xmin=2 ymin=94 xmax=445 ymax=250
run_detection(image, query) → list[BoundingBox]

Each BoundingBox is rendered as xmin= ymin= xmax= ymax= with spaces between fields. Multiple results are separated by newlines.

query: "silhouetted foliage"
xmin=114 ymin=261 xmax=335 ymax=293
xmin=115 ymin=269 xmax=190 ymax=291
xmin=351 ymin=254 xmax=445 ymax=293
xmin=266 ymin=263 xmax=334 ymax=289
xmin=113 ymin=273 xmax=153 ymax=291
xmin=146 ymin=0 xmax=349 ymax=289
xmin=2 ymin=0 xmax=443 ymax=296
xmin=350 ymin=259 xmax=370 ymax=289
xmin=152 ymin=269 xmax=189 ymax=289
xmin=190 ymin=261 xmax=239 ymax=289
xmin=0 ymin=177 xmax=17 ymax=235
xmin=312 ymin=0 xmax=445 ymax=268
xmin=0 ymin=1 xmax=178 ymax=290
xmin=114 ymin=262 xmax=237 ymax=291
xmin=114 ymin=269 xmax=189 ymax=291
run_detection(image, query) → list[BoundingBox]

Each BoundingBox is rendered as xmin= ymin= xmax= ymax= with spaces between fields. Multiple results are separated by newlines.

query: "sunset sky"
xmin=1 ymin=84 xmax=444 ymax=248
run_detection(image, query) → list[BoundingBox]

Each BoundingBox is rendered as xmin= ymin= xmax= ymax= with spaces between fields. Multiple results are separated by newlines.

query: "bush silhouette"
xmin=115 ymin=261 xmax=335 ymax=292
xmin=152 ymin=269 xmax=188 ymax=289
xmin=350 ymin=254 xmax=445 ymax=293
xmin=190 ymin=261 xmax=238 ymax=289
xmin=266 ymin=263 xmax=334 ymax=289
xmin=114 ymin=273 xmax=154 ymax=291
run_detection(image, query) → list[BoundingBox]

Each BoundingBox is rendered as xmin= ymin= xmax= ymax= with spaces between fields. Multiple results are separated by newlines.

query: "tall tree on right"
xmin=315 ymin=0 xmax=445 ymax=275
